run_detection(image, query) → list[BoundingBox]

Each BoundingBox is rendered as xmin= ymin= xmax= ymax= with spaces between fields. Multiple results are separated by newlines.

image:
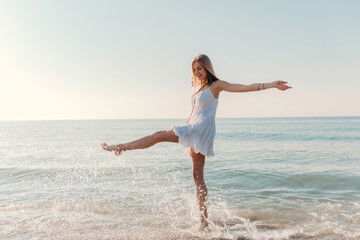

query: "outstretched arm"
xmin=217 ymin=80 xmax=292 ymax=93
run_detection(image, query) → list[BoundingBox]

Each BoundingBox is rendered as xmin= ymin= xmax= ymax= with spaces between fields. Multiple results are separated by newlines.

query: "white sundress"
xmin=172 ymin=82 xmax=219 ymax=157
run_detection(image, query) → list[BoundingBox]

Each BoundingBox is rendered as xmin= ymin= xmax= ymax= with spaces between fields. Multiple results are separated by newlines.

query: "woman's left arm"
xmin=217 ymin=80 xmax=292 ymax=92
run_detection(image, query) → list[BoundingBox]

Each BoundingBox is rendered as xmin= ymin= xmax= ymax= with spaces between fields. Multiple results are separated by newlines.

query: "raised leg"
xmin=101 ymin=129 xmax=179 ymax=155
xmin=189 ymin=148 xmax=209 ymax=230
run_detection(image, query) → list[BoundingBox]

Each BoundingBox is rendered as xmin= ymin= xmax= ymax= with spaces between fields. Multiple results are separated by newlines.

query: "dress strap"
xmin=209 ymin=81 xmax=217 ymax=88
xmin=208 ymin=81 xmax=217 ymax=90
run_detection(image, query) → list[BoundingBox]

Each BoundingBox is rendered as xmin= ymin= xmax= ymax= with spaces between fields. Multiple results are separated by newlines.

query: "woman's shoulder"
xmin=211 ymin=80 xmax=225 ymax=90
xmin=213 ymin=80 xmax=233 ymax=91
xmin=212 ymin=79 xmax=226 ymax=85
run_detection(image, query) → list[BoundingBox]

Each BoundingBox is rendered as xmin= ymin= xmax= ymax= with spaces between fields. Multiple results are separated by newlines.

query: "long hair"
xmin=191 ymin=54 xmax=220 ymax=87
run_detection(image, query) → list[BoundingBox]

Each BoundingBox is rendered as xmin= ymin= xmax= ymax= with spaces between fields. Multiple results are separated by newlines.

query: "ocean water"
xmin=0 ymin=117 xmax=359 ymax=240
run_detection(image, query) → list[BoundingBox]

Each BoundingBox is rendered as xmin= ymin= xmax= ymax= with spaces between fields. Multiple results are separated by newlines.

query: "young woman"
xmin=101 ymin=54 xmax=292 ymax=229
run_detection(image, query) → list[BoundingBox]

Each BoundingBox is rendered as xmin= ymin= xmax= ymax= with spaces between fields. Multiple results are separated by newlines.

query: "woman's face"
xmin=192 ymin=61 xmax=207 ymax=83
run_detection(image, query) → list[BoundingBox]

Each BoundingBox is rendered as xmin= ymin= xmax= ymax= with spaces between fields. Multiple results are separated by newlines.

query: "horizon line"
xmin=1 ymin=115 xmax=359 ymax=122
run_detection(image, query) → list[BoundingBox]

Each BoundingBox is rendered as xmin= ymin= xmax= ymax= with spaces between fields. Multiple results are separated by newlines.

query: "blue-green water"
xmin=1 ymin=117 xmax=359 ymax=239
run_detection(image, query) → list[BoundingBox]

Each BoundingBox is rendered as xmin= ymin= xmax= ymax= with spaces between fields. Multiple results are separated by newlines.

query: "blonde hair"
xmin=191 ymin=54 xmax=220 ymax=87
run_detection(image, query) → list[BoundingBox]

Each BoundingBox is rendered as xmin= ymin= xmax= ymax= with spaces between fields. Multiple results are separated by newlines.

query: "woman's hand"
xmin=101 ymin=143 xmax=123 ymax=156
xmin=272 ymin=80 xmax=292 ymax=91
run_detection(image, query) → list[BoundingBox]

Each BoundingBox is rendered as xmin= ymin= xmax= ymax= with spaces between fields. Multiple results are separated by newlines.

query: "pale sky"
xmin=1 ymin=0 xmax=359 ymax=121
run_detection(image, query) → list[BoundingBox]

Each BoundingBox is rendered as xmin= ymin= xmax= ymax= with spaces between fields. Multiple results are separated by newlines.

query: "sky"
xmin=1 ymin=0 xmax=359 ymax=121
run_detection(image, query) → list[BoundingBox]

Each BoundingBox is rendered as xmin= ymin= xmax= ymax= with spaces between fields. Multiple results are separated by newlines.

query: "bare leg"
xmin=101 ymin=129 xmax=179 ymax=156
xmin=189 ymin=148 xmax=209 ymax=230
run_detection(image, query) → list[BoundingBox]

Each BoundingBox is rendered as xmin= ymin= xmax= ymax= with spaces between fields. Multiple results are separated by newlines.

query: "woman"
xmin=101 ymin=54 xmax=292 ymax=229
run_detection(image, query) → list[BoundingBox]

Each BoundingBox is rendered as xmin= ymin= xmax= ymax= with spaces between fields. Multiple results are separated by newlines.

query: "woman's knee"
xmin=153 ymin=129 xmax=178 ymax=143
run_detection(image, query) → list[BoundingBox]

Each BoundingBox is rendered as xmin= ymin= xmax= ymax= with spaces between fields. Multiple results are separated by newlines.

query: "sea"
xmin=0 ymin=117 xmax=359 ymax=240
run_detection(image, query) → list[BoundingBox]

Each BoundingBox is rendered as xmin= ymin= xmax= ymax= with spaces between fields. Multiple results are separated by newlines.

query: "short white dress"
xmin=172 ymin=82 xmax=219 ymax=157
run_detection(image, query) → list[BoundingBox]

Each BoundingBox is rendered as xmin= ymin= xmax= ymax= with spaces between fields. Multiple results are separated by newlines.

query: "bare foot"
xmin=101 ymin=143 xmax=124 ymax=156
xmin=199 ymin=217 xmax=210 ymax=232
xmin=198 ymin=222 xmax=211 ymax=232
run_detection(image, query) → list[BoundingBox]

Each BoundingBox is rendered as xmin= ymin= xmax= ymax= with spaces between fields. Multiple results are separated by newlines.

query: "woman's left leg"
xmin=189 ymin=148 xmax=209 ymax=229
xmin=102 ymin=129 xmax=179 ymax=155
